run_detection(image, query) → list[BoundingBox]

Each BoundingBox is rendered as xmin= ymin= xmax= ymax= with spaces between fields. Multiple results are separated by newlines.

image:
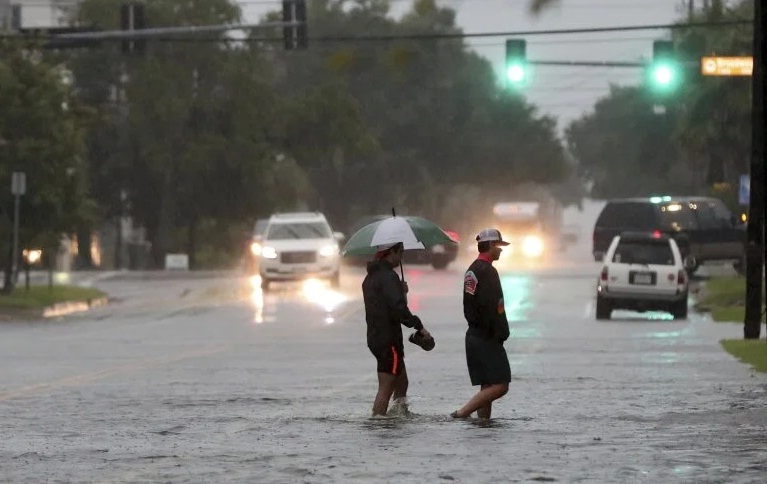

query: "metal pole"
xmin=744 ymin=0 xmax=764 ymax=339
xmin=11 ymin=193 xmax=20 ymax=284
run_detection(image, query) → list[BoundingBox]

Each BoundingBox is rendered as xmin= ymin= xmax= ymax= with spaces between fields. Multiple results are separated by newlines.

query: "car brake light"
xmin=677 ymin=270 xmax=686 ymax=285
xmin=652 ymin=230 xmax=662 ymax=238
xmin=445 ymin=230 xmax=460 ymax=243
xmin=600 ymin=266 xmax=608 ymax=281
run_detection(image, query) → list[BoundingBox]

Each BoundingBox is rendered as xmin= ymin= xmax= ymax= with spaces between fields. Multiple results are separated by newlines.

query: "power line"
xmin=4 ymin=18 xmax=752 ymax=43
xmin=279 ymin=19 xmax=754 ymax=42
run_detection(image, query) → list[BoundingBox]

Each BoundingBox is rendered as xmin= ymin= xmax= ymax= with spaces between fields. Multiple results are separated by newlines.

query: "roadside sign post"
xmin=739 ymin=174 xmax=750 ymax=206
xmin=11 ymin=172 xmax=26 ymax=284
xmin=701 ymin=56 xmax=754 ymax=76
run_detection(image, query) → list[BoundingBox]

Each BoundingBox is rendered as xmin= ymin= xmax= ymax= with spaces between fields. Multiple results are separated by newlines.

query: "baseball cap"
xmin=475 ymin=228 xmax=510 ymax=246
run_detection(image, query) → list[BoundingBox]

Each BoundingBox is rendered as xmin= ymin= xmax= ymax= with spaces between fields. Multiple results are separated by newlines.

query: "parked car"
xmin=593 ymin=196 xmax=746 ymax=274
xmin=345 ymin=215 xmax=460 ymax=270
xmin=258 ymin=212 xmax=343 ymax=291
xmin=596 ymin=231 xmax=693 ymax=320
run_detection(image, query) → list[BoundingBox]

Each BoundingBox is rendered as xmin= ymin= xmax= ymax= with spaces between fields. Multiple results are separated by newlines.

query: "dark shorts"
xmin=369 ymin=345 xmax=405 ymax=376
xmin=465 ymin=332 xmax=511 ymax=386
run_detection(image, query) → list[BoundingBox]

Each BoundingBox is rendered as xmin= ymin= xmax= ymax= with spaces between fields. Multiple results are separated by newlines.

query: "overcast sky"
xmin=240 ymin=0 xmax=683 ymax=134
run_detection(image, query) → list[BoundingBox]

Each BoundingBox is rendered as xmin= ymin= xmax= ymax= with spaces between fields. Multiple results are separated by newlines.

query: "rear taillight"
xmin=600 ymin=266 xmax=608 ymax=281
xmin=677 ymin=270 xmax=686 ymax=285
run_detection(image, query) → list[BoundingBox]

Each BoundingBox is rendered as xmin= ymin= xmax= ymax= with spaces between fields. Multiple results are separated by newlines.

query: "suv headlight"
xmin=261 ymin=246 xmax=278 ymax=259
xmin=250 ymin=242 xmax=262 ymax=256
xmin=319 ymin=244 xmax=339 ymax=257
xmin=522 ymin=236 xmax=543 ymax=258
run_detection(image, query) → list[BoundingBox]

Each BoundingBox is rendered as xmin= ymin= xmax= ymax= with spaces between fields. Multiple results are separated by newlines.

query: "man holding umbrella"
xmin=362 ymin=241 xmax=433 ymax=416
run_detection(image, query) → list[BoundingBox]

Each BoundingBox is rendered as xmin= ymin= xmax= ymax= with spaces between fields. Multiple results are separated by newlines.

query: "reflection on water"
xmin=249 ymin=275 xmax=265 ymax=324
xmin=500 ymin=274 xmax=532 ymax=322
xmin=248 ymin=276 xmax=348 ymax=325
xmin=301 ymin=278 xmax=347 ymax=324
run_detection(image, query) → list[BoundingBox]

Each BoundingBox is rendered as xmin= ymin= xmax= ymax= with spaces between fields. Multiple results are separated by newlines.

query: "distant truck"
xmin=491 ymin=200 xmax=565 ymax=261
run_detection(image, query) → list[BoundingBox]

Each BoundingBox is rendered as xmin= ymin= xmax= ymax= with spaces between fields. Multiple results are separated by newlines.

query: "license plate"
xmin=632 ymin=273 xmax=653 ymax=285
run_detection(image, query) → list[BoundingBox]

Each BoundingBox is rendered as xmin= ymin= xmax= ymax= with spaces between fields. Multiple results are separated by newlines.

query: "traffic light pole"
xmin=744 ymin=0 xmax=765 ymax=340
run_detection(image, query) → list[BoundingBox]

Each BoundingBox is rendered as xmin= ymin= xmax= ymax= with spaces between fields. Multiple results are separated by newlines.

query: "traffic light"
xmin=505 ymin=39 xmax=527 ymax=87
xmin=282 ymin=0 xmax=308 ymax=50
xmin=120 ymin=2 xmax=146 ymax=54
xmin=647 ymin=40 xmax=680 ymax=94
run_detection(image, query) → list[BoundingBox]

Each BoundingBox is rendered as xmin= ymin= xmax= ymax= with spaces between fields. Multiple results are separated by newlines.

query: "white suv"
xmin=596 ymin=231 xmax=692 ymax=320
xmin=258 ymin=212 xmax=341 ymax=291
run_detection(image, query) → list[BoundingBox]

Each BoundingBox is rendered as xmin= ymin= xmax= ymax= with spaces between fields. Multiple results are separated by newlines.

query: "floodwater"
xmin=0 ymin=254 xmax=765 ymax=483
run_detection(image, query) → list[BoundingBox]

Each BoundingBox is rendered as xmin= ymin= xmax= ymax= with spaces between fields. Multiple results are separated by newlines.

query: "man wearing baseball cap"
xmin=451 ymin=228 xmax=511 ymax=419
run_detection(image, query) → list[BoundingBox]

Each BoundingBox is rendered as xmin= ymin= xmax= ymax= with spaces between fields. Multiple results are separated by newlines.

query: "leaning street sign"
xmin=701 ymin=56 xmax=753 ymax=76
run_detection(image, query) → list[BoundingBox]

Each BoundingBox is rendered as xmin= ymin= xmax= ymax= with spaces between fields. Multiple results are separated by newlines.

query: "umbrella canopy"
xmin=342 ymin=215 xmax=455 ymax=256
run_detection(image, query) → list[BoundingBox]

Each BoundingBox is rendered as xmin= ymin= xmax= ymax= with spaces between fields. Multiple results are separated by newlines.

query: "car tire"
xmin=431 ymin=256 xmax=449 ymax=270
xmin=672 ymin=297 xmax=688 ymax=320
xmin=596 ymin=295 xmax=611 ymax=320
xmin=261 ymin=277 xmax=271 ymax=292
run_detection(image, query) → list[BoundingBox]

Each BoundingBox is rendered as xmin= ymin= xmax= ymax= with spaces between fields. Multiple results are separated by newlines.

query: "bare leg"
xmin=477 ymin=385 xmax=492 ymax=419
xmin=453 ymin=383 xmax=509 ymax=419
xmin=392 ymin=365 xmax=409 ymax=401
xmin=372 ymin=372 xmax=396 ymax=416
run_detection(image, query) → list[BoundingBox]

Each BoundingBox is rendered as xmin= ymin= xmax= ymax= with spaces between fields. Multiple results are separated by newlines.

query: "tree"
xmin=672 ymin=0 xmax=752 ymax=195
xmin=70 ymin=0 xmax=303 ymax=268
xmin=266 ymin=0 xmax=568 ymax=229
xmin=566 ymin=85 xmax=694 ymax=198
xmin=0 ymin=40 xmax=90 ymax=291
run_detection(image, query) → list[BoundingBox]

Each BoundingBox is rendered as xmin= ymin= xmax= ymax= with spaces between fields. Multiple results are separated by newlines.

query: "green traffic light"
xmin=652 ymin=64 xmax=674 ymax=85
xmin=506 ymin=64 xmax=526 ymax=84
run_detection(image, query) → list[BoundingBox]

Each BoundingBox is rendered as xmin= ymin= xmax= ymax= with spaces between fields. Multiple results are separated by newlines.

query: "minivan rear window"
xmin=612 ymin=240 xmax=674 ymax=265
xmin=659 ymin=203 xmax=698 ymax=230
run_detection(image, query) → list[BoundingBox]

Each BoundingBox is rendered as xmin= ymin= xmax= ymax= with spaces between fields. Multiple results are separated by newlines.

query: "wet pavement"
xmin=1 ymin=253 xmax=766 ymax=483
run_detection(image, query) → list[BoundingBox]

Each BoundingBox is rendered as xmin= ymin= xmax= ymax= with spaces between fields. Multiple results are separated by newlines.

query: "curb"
xmin=42 ymin=297 xmax=109 ymax=318
xmin=0 ymin=297 xmax=110 ymax=322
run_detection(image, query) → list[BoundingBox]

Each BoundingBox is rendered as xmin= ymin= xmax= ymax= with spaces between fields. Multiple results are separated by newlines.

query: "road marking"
xmin=0 ymin=344 xmax=230 ymax=403
xmin=584 ymin=301 xmax=593 ymax=319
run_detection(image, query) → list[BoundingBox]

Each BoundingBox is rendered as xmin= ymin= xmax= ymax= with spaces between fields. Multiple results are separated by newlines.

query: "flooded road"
xmin=0 ymin=258 xmax=765 ymax=483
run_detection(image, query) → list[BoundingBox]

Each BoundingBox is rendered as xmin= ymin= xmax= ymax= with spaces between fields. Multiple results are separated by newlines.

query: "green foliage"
xmin=721 ymin=340 xmax=767 ymax=373
xmin=0 ymin=40 xmax=90 ymax=265
xmin=566 ymin=0 xmax=753 ymax=198
xmin=40 ymin=0 xmax=569 ymax=269
xmin=271 ymin=0 xmax=568 ymax=228
xmin=0 ymin=285 xmax=104 ymax=310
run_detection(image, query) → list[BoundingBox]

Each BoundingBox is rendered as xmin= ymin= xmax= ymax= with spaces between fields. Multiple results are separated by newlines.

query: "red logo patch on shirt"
xmin=464 ymin=271 xmax=478 ymax=295
xmin=497 ymin=298 xmax=505 ymax=314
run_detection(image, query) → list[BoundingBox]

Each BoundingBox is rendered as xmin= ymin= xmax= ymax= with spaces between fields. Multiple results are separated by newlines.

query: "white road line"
xmin=584 ymin=300 xmax=594 ymax=319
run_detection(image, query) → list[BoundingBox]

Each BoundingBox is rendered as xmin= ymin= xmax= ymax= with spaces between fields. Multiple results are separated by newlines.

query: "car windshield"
xmin=266 ymin=222 xmax=331 ymax=240
xmin=612 ymin=241 xmax=674 ymax=266
xmin=495 ymin=220 xmax=540 ymax=234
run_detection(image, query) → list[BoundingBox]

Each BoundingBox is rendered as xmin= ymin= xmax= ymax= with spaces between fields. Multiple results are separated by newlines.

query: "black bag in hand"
xmin=409 ymin=331 xmax=435 ymax=351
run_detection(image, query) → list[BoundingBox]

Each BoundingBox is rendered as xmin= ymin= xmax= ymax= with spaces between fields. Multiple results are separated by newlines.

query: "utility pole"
xmin=10 ymin=172 xmax=26 ymax=289
xmin=744 ymin=0 xmax=765 ymax=339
